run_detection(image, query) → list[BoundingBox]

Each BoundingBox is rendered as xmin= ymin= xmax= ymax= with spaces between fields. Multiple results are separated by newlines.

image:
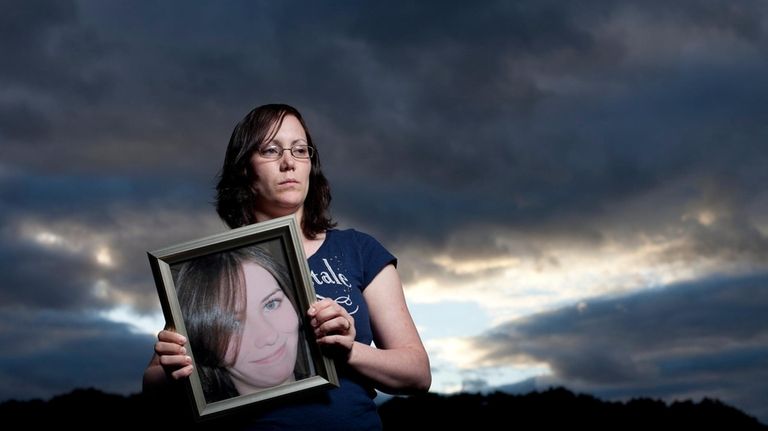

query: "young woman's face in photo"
xmin=250 ymin=115 xmax=312 ymax=215
xmin=227 ymin=262 xmax=300 ymax=394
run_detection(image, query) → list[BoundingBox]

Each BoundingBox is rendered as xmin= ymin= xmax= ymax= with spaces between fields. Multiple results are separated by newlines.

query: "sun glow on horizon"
xmin=402 ymin=227 xmax=768 ymax=397
xmin=404 ymin=230 xmax=755 ymax=326
xmin=424 ymin=335 xmax=553 ymax=394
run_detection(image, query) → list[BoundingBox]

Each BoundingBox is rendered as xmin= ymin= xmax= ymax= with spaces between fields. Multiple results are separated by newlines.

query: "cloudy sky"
xmin=2 ymin=0 xmax=767 ymax=423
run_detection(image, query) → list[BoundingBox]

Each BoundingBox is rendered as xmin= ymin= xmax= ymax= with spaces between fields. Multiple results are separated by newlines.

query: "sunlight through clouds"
xmin=403 ymin=217 xmax=768 ymax=400
xmin=14 ymin=220 xmax=169 ymax=335
xmin=34 ymin=231 xmax=65 ymax=247
xmin=431 ymin=255 xmax=521 ymax=275
xmin=98 ymin=306 xmax=165 ymax=336
xmin=94 ymin=247 xmax=114 ymax=267
xmin=427 ymin=337 xmax=488 ymax=370
xmin=406 ymin=228 xmax=755 ymax=325
xmin=424 ymin=336 xmax=552 ymax=394
xmin=22 ymin=222 xmax=116 ymax=266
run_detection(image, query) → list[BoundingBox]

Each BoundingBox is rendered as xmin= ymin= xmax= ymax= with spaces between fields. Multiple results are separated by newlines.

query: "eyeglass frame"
xmin=256 ymin=143 xmax=315 ymax=160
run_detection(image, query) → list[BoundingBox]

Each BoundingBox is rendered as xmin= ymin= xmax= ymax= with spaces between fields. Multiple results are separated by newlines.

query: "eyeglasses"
xmin=257 ymin=144 xmax=314 ymax=160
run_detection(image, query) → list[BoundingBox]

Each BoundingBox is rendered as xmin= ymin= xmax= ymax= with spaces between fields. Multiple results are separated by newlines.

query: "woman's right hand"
xmin=143 ymin=329 xmax=193 ymax=392
xmin=150 ymin=329 xmax=194 ymax=380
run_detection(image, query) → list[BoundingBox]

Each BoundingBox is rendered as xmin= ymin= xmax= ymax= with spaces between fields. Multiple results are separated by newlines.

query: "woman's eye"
xmin=260 ymin=146 xmax=280 ymax=156
xmin=265 ymin=298 xmax=282 ymax=311
xmin=293 ymin=146 xmax=308 ymax=156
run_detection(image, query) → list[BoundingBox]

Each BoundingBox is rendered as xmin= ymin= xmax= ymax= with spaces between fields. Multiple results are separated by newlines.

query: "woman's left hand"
xmin=308 ymin=298 xmax=356 ymax=358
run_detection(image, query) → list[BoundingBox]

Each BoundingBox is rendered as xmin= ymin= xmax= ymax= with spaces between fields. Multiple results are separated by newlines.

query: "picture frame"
xmin=147 ymin=215 xmax=338 ymax=419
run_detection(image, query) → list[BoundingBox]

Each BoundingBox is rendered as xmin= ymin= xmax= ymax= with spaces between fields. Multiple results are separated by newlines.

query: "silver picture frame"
xmin=147 ymin=215 xmax=338 ymax=419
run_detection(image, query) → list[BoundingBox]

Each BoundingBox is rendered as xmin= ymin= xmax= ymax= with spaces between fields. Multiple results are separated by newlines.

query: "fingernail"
xmin=186 ymin=356 xmax=192 ymax=364
xmin=181 ymin=347 xmax=186 ymax=355
xmin=180 ymin=335 xmax=187 ymax=344
xmin=309 ymin=307 xmax=316 ymax=314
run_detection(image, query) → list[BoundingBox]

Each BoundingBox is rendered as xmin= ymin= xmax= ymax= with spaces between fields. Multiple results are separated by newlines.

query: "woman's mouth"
xmin=250 ymin=343 xmax=286 ymax=365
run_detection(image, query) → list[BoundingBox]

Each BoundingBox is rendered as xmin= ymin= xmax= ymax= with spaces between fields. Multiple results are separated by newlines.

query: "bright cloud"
xmin=406 ymin=224 xmax=763 ymax=326
xmin=99 ymin=306 xmax=165 ymax=336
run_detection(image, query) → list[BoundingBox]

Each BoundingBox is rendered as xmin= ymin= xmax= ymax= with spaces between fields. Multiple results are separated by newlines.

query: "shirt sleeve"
xmin=352 ymin=230 xmax=397 ymax=289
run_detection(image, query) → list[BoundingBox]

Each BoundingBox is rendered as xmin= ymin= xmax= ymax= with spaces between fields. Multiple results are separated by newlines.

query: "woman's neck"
xmin=302 ymin=232 xmax=326 ymax=259
xmin=253 ymin=205 xmax=304 ymax=225
xmin=252 ymin=206 xmax=324 ymax=258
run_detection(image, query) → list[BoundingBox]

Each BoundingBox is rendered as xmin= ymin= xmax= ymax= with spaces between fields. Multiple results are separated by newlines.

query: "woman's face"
xmin=227 ymin=262 xmax=299 ymax=394
xmin=249 ymin=114 xmax=312 ymax=218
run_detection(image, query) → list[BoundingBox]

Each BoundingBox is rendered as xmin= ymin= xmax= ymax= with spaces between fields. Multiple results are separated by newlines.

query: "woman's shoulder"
xmin=325 ymin=228 xmax=394 ymax=261
xmin=326 ymin=228 xmax=382 ymax=245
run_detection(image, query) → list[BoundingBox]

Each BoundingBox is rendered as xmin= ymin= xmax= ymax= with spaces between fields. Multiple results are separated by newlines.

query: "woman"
xmin=175 ymin=246 xmax=309 ymax=402
xmin=143 ymin=104 xmax=431 ymax=429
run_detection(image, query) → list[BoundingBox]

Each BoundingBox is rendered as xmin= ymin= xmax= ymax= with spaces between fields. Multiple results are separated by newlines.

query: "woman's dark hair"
xmin=175 ymin=246 xmax=312 ymax=402
xmin=216 ymin=104 xmax=335 ymax=238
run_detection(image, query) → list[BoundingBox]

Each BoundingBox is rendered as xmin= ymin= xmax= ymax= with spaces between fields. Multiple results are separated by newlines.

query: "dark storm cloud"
xmin=472 ymin=272 xmax=768 ymax=421
xmin=0 ymin=167 xmax=225 ymax=313
xmin=0 ymin=165 xmax=213 ymax=216
xmin=0 ymin=308 xmax=154 ymax=399
xmin=1 ymin=0 xmax=765 ymax=328
xmin=0 ymin=0 xmax=100 ymax=92
xmin=666 ymin=213 xmax=768 ymax=269
xmin=0 ymin=232 xmax=102 ymax=309
xmin=0 ymin=0 xmax=114 ymax=144
xmin=3 ymin=0 xmax=766 ymax=244
xmin=312 ymin=0 xmax=768 ymax=253
xmin=627 ymin=0 xmax=766 ymax=41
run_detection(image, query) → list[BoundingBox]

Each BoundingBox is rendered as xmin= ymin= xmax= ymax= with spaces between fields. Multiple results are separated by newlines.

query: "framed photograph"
xmin=147 ymin=215 xmax=338 ymax=419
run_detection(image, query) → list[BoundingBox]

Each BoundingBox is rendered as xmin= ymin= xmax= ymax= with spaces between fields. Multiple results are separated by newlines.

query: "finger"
xmin=314 ymin=316 xmax=345 ymax=336
xmin=308 ymin=298 xmax=335 ymax=316
xmin=155 ymin=341 xmax=187 ymax=356
xmin=159 ymin=354 xmax=192 ymax=368
xmin=309 ymin=309 xmax=333 ymax=328
xmin=158 ymin=330 xmax=187 ymax=345
xmin=313 ymin=315 xmax=353 ymax=335
xmin=313 ymin=304 xmax=349 ymax=325
xmin=315 ymin=316 xmax=354 ymax=337
xmin=171 ymin=364 xmax=194 ymax=380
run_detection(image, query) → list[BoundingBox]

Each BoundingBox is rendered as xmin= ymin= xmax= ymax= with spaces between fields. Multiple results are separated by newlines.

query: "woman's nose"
xmin=279 ymin=149 xmax=296 ymax=171
xmin=251 ymin=318 xmax=279 ymax=347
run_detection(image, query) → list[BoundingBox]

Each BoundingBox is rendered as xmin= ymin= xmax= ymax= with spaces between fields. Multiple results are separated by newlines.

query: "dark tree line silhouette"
xmin=379 ymin=388 xmax=767 ymax=430
xmin=0 ymin=387 xmax=764 ymax=430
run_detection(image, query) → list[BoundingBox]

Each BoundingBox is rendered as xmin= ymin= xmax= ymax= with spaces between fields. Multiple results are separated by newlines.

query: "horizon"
xmin=3 ymin=384 xmax=765 ymax=427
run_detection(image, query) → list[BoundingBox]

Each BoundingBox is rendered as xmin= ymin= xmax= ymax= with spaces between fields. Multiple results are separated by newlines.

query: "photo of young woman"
xmin=174 ymin=245 xmax=311 ymax=403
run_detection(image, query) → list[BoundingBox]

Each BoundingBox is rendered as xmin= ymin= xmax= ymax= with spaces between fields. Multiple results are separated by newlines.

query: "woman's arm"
xmin=350 ymin=264 xmax=431 ymax=393
xmin=310 ymin=264 xmax=431 ymax=394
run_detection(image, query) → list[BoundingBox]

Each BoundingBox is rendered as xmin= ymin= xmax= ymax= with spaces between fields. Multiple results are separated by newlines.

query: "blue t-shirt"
xmin=244 ymin=229 xmax=396 ymax=430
